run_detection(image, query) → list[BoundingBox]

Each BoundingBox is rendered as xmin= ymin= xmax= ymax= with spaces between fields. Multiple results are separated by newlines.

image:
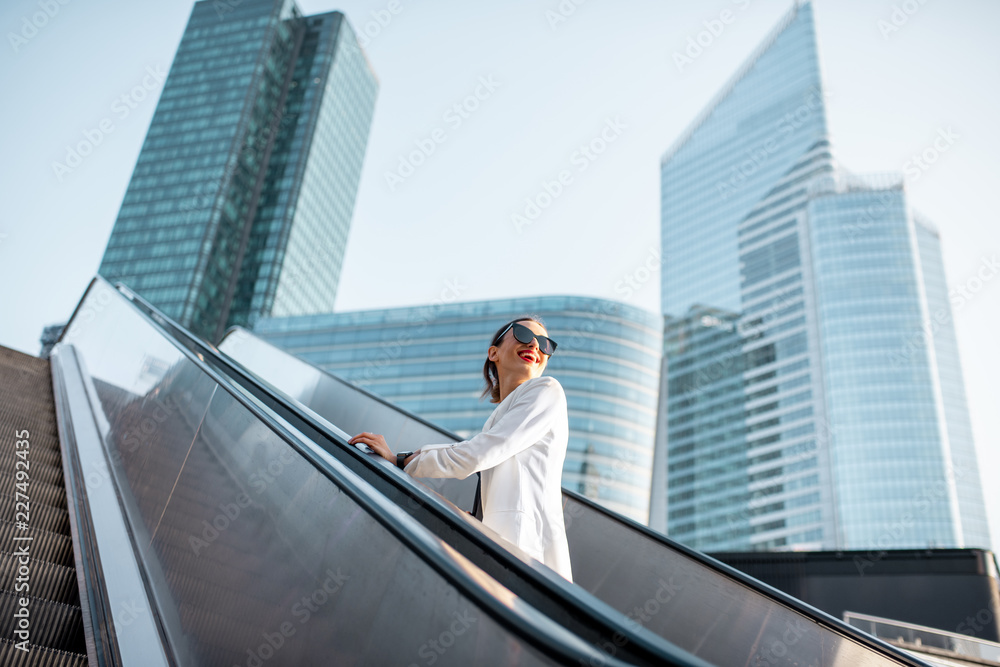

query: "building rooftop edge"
xmin=660 ymin=1 xmax=808 ymax=167
xmin=256 ymin=294 xmax=663 ymax=330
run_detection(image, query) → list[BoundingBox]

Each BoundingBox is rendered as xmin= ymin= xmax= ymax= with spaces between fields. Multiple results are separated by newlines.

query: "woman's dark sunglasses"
xmin=495 ymin=322 xmax=558 ymax=356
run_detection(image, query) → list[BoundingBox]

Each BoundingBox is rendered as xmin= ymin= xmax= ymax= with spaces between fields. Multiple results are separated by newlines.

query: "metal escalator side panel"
xmin=50 ymin=343 xmax=172 ymax=666
xmin=562 ymin=493 xmax=922 ymax=667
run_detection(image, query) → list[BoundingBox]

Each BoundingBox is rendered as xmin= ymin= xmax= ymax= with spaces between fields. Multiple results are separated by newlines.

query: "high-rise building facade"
xmin=254 ymin=296 xmax=663 ymax=523
xmin=98 ymin=0 xmax=377 ymax=342
xmin=651 ymin=2 xmax=990 ymax=551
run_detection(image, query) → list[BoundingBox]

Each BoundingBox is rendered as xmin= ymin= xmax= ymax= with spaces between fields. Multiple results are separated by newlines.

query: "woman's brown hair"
xmin=481 ymin=316 xmax=546 ymax=403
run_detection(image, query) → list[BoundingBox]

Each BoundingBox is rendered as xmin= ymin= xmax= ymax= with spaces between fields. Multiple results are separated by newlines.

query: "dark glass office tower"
xmin=98 ymin=0 xmax=377 ymax=342
xmin=651 ymin=2 xmax=990 ymax=551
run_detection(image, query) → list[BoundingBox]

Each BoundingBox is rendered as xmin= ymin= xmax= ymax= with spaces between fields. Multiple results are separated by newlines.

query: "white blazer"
xmin=404 ymin=376 xmax=573 ymax=581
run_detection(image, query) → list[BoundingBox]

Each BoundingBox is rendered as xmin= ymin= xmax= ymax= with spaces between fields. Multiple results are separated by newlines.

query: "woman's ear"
xmin=487 ymin=345 xmax=499 ymax=362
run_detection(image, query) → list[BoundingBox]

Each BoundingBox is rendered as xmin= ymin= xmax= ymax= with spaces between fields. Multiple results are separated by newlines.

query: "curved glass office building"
xmin=255 ymin=296 xmax=662 ymax=522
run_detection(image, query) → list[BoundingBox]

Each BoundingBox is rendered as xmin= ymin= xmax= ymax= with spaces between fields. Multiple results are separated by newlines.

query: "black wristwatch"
xmin=396 ymin=451 xmax=414 ymax=470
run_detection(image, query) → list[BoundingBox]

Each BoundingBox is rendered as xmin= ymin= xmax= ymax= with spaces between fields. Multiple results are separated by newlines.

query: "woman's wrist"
xmin=398 ymin=450 xmax=419 ymax=469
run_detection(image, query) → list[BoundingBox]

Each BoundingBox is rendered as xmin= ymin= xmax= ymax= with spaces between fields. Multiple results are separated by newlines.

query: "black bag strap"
xmin=471 ymin=472 xmax=483 ymax=520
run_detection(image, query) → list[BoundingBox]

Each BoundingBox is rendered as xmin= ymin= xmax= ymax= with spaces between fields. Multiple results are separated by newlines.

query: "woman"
xmin=349 ymin=317 xmax=573 ymax=581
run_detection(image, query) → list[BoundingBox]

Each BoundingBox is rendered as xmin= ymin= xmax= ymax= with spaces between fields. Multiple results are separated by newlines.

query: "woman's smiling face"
xmin=489 ymin=319 xmax=550 ymax=385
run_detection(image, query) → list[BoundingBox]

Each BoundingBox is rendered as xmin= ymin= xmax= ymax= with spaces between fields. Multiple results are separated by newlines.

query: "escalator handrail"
xmin=107 ymin=278 xmax=711 ymax=667
xmin=216 ymin=325 xmax=934 ymax=667
xmin=221 ymin=324 xmax=471 ymax=444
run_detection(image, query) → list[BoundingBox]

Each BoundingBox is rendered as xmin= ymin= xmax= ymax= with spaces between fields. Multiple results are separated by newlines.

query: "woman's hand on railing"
xmin=349 ymin=433 xmax=420 ymax=469
xmin=348 ymin=432 xmax=392 ymax=463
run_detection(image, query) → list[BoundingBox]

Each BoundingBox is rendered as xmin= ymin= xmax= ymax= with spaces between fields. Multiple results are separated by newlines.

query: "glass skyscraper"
xmin=254 ymin=296 xmax=663 ymax=523
xmin=98 ymin=0 xmax=378 ymax=342
xmin=651 ymin=2 xmax=990 ymax=551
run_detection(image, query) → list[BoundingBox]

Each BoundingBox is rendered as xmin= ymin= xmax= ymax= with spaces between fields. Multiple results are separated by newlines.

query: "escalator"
xmin=215 ymin=314 xmax=940 ymax=667
xmin=0 ymin=274 xmax=930 ymax=665
xmin=2 ymin=275 xmax=711 ymax=666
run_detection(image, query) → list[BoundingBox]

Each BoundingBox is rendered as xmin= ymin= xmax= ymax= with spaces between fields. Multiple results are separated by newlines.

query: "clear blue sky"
xmin=1 ymin=0 xmax=997 ymax=547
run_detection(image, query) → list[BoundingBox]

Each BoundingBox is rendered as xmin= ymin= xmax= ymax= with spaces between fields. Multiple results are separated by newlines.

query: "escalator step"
xmin=0 ymin=420 xmax=59 ymax=454
xmin=0 ymin=446 xmax=61 ymax=471
xmin=0 ymin=458 xmax=66 ymax=490
xmin=0 ymin=347 xmax=87 ymax=661
xmin=0 ymin=593 xmax=85 ymax=654
xmin=0 ymin=423 xmax=59 ymax=453
xmin=0 ymin=638 xmax=87 ymax=666
xmin=0 ymin=521 xmax=74 ymax=569
xmin=0 ymin=389 xmax=57 ymax=416
xmin=0 ymin=473 xmax=68 ymax=513
xmin=0 ymin=352 xmax=59 ymax=458
xmin=0 ymin=495 xmax=69 ymax=536
xmin=0 ymin=554 xmax=79 ymax=607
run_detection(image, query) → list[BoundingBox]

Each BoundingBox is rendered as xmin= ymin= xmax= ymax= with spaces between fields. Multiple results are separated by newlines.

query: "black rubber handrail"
xmin=110 ymin=278 xmax=710 ymax=667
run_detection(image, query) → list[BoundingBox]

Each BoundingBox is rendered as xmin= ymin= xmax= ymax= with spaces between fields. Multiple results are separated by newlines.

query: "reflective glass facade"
xmin=254 ymin=296 xmax=662 ymax=523
xmin=660 ymin=2 xmax=828 ymax=316
xmin=911 ymin=216 xmax=991 ymax=545
xmin=98 ymin=0 xmax=377 ymax=342
xmin=806 ymin=179 xmax=984 ymax=548
xmin=653 ymin=2 xmax=989 ymax=551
